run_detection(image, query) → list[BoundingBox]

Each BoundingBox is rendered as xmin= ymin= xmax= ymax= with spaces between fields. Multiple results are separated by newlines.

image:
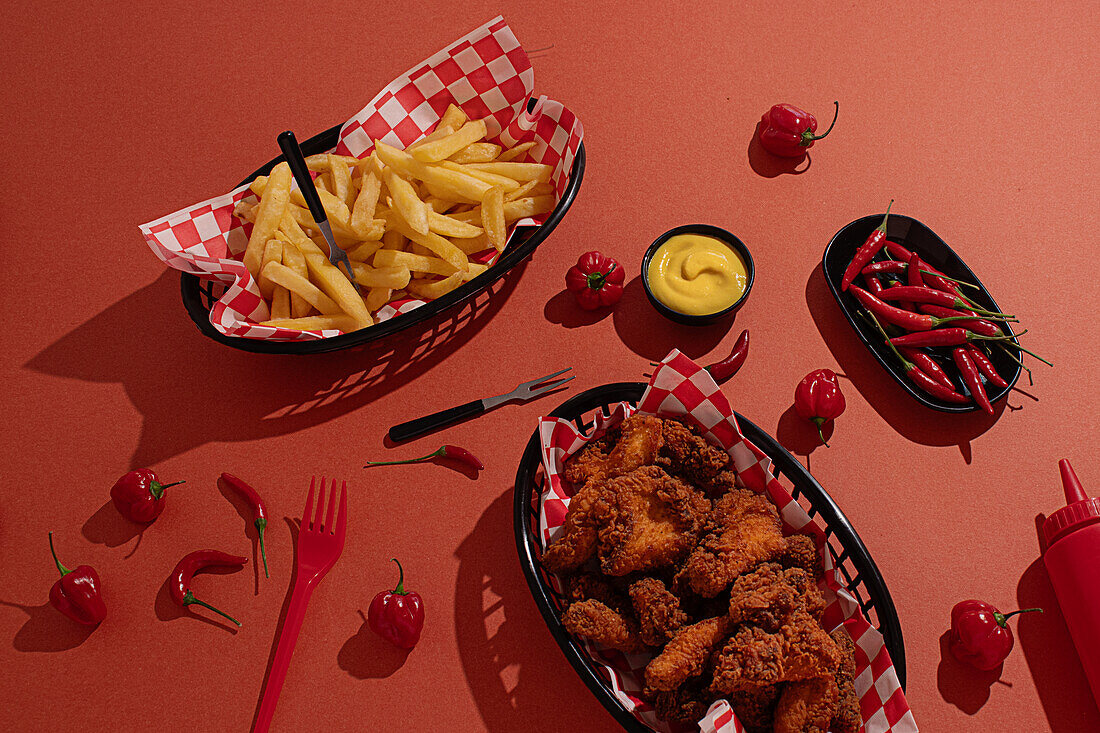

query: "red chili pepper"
xmin=757 ymin=101 xmax=839 ymax=158
xmin=565 ymin=251 xmax=624 ymax=310
xmin=898 ymin=347 xmax=954 ymax=389
xmin=706 ymin=329 xmax=749 ymax=383
xmin=883 ymin=242 xmax=970 ymax=297
xmin=170 ymin=550 xmax=246 ymax=627
xmin=220 ymin=473 xmax=270 ymax=579
xmin=953 ymin=347 xmax=994 ymax=416
xmin=966 ymin=344 xmax=1010 ymax=389
xmin=794 ymin=369 xmax=845 ymax=447
xmin=906 ymin=251 xmax=923 ymax=289
xmin=865 ymin=311 xmax=972 ymax=403
xmin=876 ymin=286 xmax=1014 ymax=318
xmin=850 ymin=286 xmax=984 ymax=332
xmin=47 ymin=532 xmax=107 ymax=626
xmin=918 ymin=304 xmax=1003 ymax=337
xmin=949 ymin=600 xmax=1042 ymax=670
xmin=890 ymin=328 xmax=1019 ymax=349
xmin=110 ymin=468 xmax=184 ymax=523
xmin=840 ymin=200 xmax=893 ymax=291
xmin=364 ymin=445 xmax=483 ymax=471
xmin=864 ymin=273 xmax=885 ymax=295
xmin=860 ymin=261 xmax=977 ymax=290
xmin=368 ymin=558 xmax=424 ymax=649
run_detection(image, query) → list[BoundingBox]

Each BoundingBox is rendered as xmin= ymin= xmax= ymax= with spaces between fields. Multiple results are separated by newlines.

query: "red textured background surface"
xmin=1 ymin=2 xmax=1098 ymax=731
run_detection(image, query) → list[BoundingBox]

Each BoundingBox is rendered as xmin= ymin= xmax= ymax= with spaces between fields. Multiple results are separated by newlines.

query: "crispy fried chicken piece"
xmin=776 ymin=534 xmax=823 ymax=580
xmin=710 ymin=610 xmax=841 ymax=693
xmin=656 ymin=418 xmax=732 ymax=488
xmin=595 ymin=466 xmax=711 ymax=576
xmin=645 ymin=615 xmax=732 ymax=692
xmin=561 ymin=599 xmax=644 ymax=653
xmin=629 ymin=577 xmax=688 ymax=646
xmin=722 ymin=684 xmax=782 ymax=733
xmin=649 ymin=676 xmax=712 ymax=727
xmin=829 ymin=627 xmax=862 ymax=733
xmin=675 ymin=489 xmax=787 ymax=597
xmin=565 ymin=572 xmax=620 ymax=607
xmin=727 ymin=564 xmax=826 ymax=631
xmin=698 ymin=469 xmax=740 ymax=498
xmin=545 ymin=416 xmax=665 ymax=573
xmin=773 ymin=676 xmax=840 ymax=733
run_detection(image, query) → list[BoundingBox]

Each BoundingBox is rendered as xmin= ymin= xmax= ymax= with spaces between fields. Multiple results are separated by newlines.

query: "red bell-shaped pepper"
xmin=565 ymin=251 xmax=624 ymax=310
xmin=368 ymin=558 xmax=424 ymax=649
xmin=758 ymin=101 xmax=839 ymax=158
xmin=47 ymin=532 xmax=107 ymax=626
xmin=110 ymin=468 xmax=184 ymax=523
xmin=794 ymin=369 xmax=846 ymax=447
xmin=949 ymin=600 xmax=1042 ymax=670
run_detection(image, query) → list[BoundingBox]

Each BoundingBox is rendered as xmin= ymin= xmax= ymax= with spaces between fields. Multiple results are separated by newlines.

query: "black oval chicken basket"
xmin=513 ymin=383 xmax=905 ymax=731
xmin=179 ymin=115 xmax=585 ymax=354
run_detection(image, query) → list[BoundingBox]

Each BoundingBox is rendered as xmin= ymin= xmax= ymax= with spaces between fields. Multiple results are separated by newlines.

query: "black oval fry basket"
xmin=179 ymin=108 xmax=585 ymax=354
xmin=513 ymin=382 xmax=905 ymax=732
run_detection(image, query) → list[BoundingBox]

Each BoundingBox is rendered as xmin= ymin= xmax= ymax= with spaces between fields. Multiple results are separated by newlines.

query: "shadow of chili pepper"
xmin=216 ymin=475 xmax=263 ymax=594
xmin=747 ymin=121 xmax=812 ymax=178
xmin=82 ymin=500 xmax=144 ymax=557
xmin=337 ymin=609 xmax=410 ymax=679
xmin=0 ymin=599 xmax=96 ymax=652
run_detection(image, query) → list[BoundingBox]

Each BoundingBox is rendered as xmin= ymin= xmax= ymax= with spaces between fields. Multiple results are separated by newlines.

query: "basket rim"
xmin=512 ymin=381 xmax=905 ymax=732
xmin=179 ymin=114 xmax=585 ymax=354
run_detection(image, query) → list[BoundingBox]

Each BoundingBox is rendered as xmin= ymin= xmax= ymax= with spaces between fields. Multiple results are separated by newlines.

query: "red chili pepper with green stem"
xmin=840 ymin=200 xmax=894 ymax=291
xmin=891 ymin=328 xmax=1048 ymax=360
xmin=368 ymin=558 xmax=425 ymax=649
xmin=876 ymin=286 xmax=1016 ymax=318
xmin=365 ymin=445 xmax=483 ymax=471
xmin=966 ymin=344 xmax=1010 ymax=389
xmin=170 ymin=550 xmax=246 ymax=626
xmin=949 ymin=600 xmax=1042 ymax=670
xmin=220 ymin=473 xmax=270 ymax=579
xmin=850 ymin=286 xmax=1007 ymax=332
xmin=953 ymin=347 xmax=994 ymax=415
xmin=707 ymin=329 xmax=749 ymax=383
xmin=865 ymin=311 xmax=972 ymax=403
xmin=758 ymin=101 xmax=839 ymax=157
xmin=565 ymin=252 xmax=624 ymax=310
xmin=794 ymin=369 xmax=846 ymax=447
xmin=110 ymin=468 xmax=184 ymax=523
xmin=918 ymin=304 xmax=1004 ymax=337
xmin=47 ymin=532 xmax=107 ymax=626
xmin=860 ymin=260 xmax=979 ymax=290
xmin=899 ymin=347 xmax=954 ymax=389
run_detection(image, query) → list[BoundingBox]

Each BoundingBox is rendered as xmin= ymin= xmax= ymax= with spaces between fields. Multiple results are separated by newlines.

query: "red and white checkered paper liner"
xmin=138 ymin=17 xmax=583 ymax=342
xmin=537 ymin=351 xmax=918 ymax=733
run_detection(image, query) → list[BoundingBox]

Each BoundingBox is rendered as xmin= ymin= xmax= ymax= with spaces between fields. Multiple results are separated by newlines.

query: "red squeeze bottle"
xmin=1043 ymin=459 xmax=1100 ymax=704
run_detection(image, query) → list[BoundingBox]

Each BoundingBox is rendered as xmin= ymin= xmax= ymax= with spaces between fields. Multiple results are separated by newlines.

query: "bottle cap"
xmin=1043 ymin=459 xmax=1100 ymax=547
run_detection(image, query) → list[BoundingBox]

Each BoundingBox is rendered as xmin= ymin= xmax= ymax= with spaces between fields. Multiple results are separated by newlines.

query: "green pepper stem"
xmin=391 ymin=558 xmax=408 ymax=595
xmin=875 ymin=199 xmax=894 ymax=234
xmin=802 ymin=101 xmax=839 ymax=144
xmin=256 ymin=518 xmax=269 ymax=579
xmin=995 ymin=608 xmax=1043 ymax=626
xmin=48 ymin=532 xmax=71 ymax=577
xmin=811 ymin=417 xmax=829 ymax=448
xmin=149 ymin=480 xmax=185 ymax=500
xmin=917 ymin=268 xmax=980 ymax=290
xmin=183 ymin=591 xmax=241 ymax=626
xmin=863 ymin=311 xmax=917 ymax=371
xmin=991 ymin=336 xmax=1053 ymax=367
xmin=364 ymin=447 xmax=446 ymax=467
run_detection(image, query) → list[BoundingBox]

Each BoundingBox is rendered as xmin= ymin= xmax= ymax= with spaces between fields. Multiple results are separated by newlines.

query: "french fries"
xmin=230 ymin=104 xmax=557 ymax=336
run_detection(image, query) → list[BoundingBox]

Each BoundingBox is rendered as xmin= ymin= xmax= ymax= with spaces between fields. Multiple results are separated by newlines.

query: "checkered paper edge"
xmin=535 ymin=351 xmax=917 ymax=733
xmin=137 ymin=16 xmax=583 ymax=342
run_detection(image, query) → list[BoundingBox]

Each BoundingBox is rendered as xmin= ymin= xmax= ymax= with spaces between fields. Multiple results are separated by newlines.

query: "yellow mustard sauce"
xmin=647 ymin=234 xmax=747 ymax=315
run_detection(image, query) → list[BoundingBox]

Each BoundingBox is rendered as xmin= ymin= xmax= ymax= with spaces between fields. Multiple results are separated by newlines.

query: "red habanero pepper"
xmin=110 ymin=468 xmax=184 ymax=523
xmin=865 ymin=311 xmax=972 ymax=404
xmin=849 ymin=286 xmax=987 ymax=332
xmin=364 ymin=445 xmax=483 ymax=471
xmin=953 ymin=347 xmax=994 ymax=416
xmin=170 ymin=550 xmax=246 ymax=626
xmin=794 ymin=369 xmax=846 ymax=447
xmin=966 ymin=344 xmax=1010 ymax=389
xmin=220 ymin=473 xmax=270 ymax=579
xmin=368 ymin=558 xmax=425 ymax=649
xmin=840 ymin=200 xmax=894 ymax=291
xmin=899 ymin=347 xmax=954 ymax=389
xmin=47 ymin=532 xmax=107 ymax=626
xmin=918 ymin=304 xmax=1003 ymax=337
xmin=706 ymin=329 xmax=749 ymax=383
xmin=876 ymin=286 xmax=1015 ymax=318
xmin=758 ymin=101 xmax=839 ymax=157
xmin=949 ymin=600 xmax=1042 ymax=670
xmin=565 ymin=252 xmax=624 ymax=310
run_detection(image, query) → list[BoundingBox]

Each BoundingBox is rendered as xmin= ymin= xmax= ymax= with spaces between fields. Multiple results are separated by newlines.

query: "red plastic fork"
xmin=253 ymin=477 xmax=348 ymax=733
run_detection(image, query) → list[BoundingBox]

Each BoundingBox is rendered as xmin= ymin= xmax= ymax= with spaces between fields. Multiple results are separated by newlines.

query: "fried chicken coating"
xmin=829 ymin=626 xmax=862 ymax=733
xmin=565 ymin=572 xmax=620 ymax=607
xmin=656 ymin=418 xmax=732 ymax=488
xmin=648 ymin=676 xmax=712 ymax=727
xmin=722 ymin=684 xmax=781 ymax=733
xmin=595 ymin=466 xmax=711 ymax=576
xmin=776 ymin=533 xmax=823 ymax=579
xmin=675 ymin=489 xmax=788 ymax=597
xmin=545 ymin=416 xmax=665 ymax=573
xmin=710 ymin=610 xmax=841 ymax=693
xmin=727 ymin=564 xmax=826 ymax=631
xmin=561 ymin=599 xmax=645 ymax=653
xmin=645 ymin=615 xmax=732 ymax=692
xmin=773 ymin=676 xmax=840 ymax=733
xmin=629 ymin=577 xmax=688 ymax=646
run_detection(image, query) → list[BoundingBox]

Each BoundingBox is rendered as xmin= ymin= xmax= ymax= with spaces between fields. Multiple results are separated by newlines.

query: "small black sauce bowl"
xmin=641 ymin=224 xmax=754 ymax=326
